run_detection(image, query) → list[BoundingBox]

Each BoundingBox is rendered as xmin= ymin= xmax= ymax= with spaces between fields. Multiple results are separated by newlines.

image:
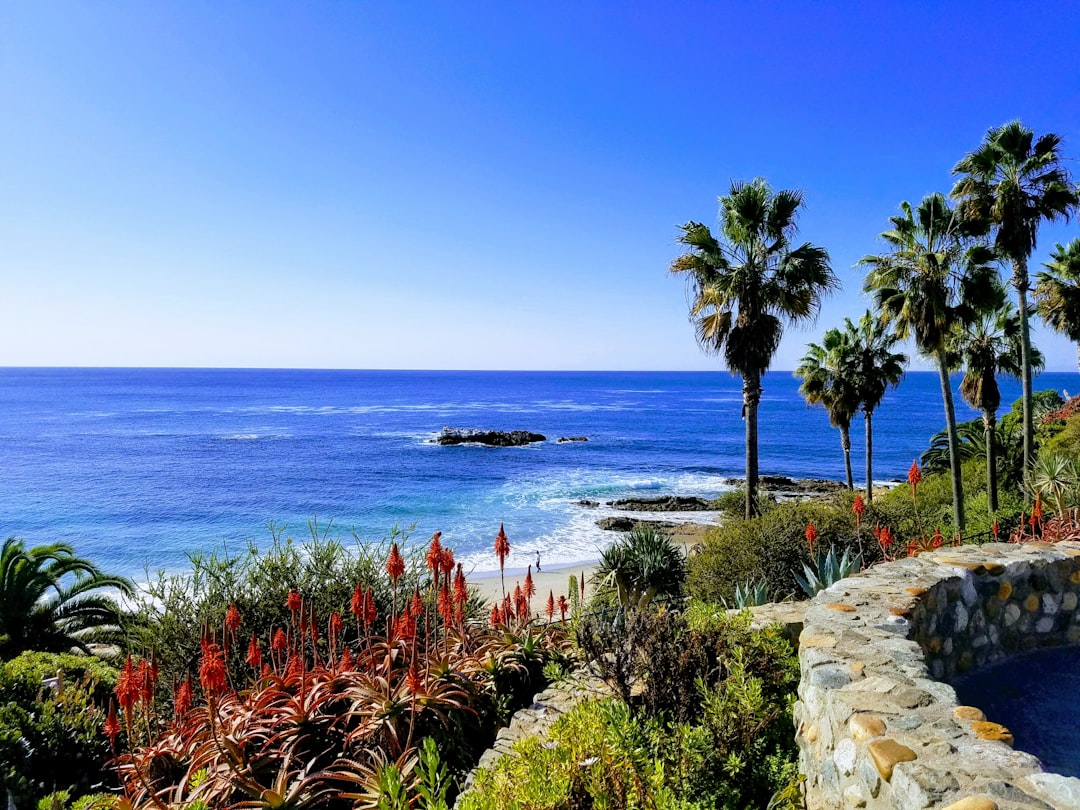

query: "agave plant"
xmin=723 ymin=579 xmax=773 ymax=609
xmin=793 ymin=546 xmax=863 ymax=598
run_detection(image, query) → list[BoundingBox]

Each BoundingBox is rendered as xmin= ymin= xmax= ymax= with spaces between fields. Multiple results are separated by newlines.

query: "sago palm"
xmin=843 ymin=311 xmax=906 ymax=502
xmin=795 ymin=328 xmax=862 ymax=490
xmin=671 ymin=178 xmax=837 ymax=518
xmin=0 ymin=537 xmax=133 ymax=657
xmin=861 ymin=193 xmax=1000 ymax=534
xmin=950 ymin=298 xmax=1041 ymax=513
xmin=1035 ymin=238 xmax=1080 ymax=373
xmin=952 ymin=121 xmax=1079 ymax=471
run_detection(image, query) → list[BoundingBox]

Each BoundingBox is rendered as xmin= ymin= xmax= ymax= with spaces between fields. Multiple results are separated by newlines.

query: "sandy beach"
xmin=468 ymin=523 xmax=710 ymax=611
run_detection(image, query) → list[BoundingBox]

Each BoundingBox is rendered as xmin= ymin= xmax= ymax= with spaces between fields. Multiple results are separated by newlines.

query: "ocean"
xmin=0 ymin=368 xmax=1070 ymax=580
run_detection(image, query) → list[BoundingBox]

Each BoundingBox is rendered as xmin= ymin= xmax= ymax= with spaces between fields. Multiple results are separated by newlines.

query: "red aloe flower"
xmin=557 ymin=594 xmax=568 ymax=622
xmin=437 ymin=584 xmax=453 ymax=623
xmin=387 ymin=543 xmax=405 ymax=584
xmin=246 ymin=633 xmax=262 ymax=669
xmin=438 ymin=546 xmax=455 ymax=577
xmin=805 ymin=522 xmax=818 ymax=555
xmin=1032 ymin=494 xmax=1043 ymax=523
xmin=225 ymin=603 xmax=241 ymax=633
xmin=852 ymin=494 xmax=865 ymax=526
xmin=878 ymin=526 xmax=894 ymax=549
xmin=350 ymin=582 xmax=364 ymax=618
xmin=490 ymin=604 xmax=501 ymax=626
xmin=199 ymin=641 xmax=227 ymax=695
xmin=931 ymin=527 xmax=944 ymax=549
xmin=524 ymin=566 xmax=536 ymax=600
xmin=395 ymin=612 xmax=416 ymax=640
xmin=271 ymin=628 xmax=288 ymax=652
xmin=411 ymin=589 xmax=424 ymax=618
xmin=309 ymin=610 xmax=320 ymax=644
xmin=454 ymin=603 xmax=464 ymax=625
xmin=103 ymin=701 xmax=120 ymax=745
xmin=406 ymin=662 xmax=422 ymax=694
xmin=453 ymin=564 xmax=468 ymax=606
xmin=340 ymin=647 xmax=354 ymax=671
xmin=116 ymin=655 xmax=138 ymax=715
xmin=174 ymin=677 xmax=193 ymax=716
xmin=426 ymin=531 xmax=443 ymax=574
xmin=286 ymin=589 xmax=302 ymax=613
xmin=992 ymin=518 xmax=1000 ymax=539
xmin=137 ymin=658 xmax=153 ymax=705
xmin=329 ymin=611 xmax=344 ymax=642
xmin=364 ymin=588 xmax=377 ymax=626
xmin=494 ymin=523 xmax=510 ymax=568
xmin=546 ymin=590 xmax=555 ymax=622
xmin=908 ymin=460 xmax=922 ymax=492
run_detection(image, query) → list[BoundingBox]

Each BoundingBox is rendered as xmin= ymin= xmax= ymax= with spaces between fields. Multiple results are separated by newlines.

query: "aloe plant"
xmin=793 ymin=546 xmax=862 ymax=598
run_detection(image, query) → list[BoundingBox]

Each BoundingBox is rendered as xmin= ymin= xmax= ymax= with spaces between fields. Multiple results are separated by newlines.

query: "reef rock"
xmin=434 ymin=428 xmax=546 ymax=447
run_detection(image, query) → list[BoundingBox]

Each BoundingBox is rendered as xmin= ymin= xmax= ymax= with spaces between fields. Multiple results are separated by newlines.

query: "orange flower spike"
xmin=931 ymin=527 xmax=944 ymax=549
xmin=387 ymin=542 xmax=405 ymax=584
xmin=137 ymin=658 xmax=153 ymax=705
xmin=852 ymin=494 xmax=865 ymax=526
xmin=490 ymin=604 xmax=501 ymax=626
xmin=116 ymin=654 xmax=138 ymax=715
xmin=364 ymin=588 xmax=377 ymax=626
xmin=329 ymin=611 xmax=344 ymax=642
xmin=286 ymin=589 xmax=302 ymax=613
xmin=494 ymin=523 xmax=510 ymax=568
xmin=453 ymin=564 xmax=468 ymax=606
xmin=340 ymin=647 xmax=354 ymax=672
xmin=103 ymin=701 xmax=120 ymax=745
xmin=557 ymin=594 xmax=569 ymax=621
xmin=546 ymin=590 xmax=555 ymax=621
xmin=309 ymin=610 xmax=320 ymax=644
xmin=426 ymin=531 xmax=443 ymax=574
xmin=805 ymin=522 xmax=817 ymax=555
xmin=1032 ymin=494 xmax=1043 ymax=522
xmin=350 ymin=582 xmax=364 ymax=618
xmin=992 ymin=518 xmax=1000 ymax=539
xmin=908 ymin=460 xmax=922 ymax=493
xmin=411 ymin=589 xmax=424 ymax=618
xmin=225 ymin=603 xmax=241 ymax=634
xmin=271 ymin=628 xmax=288 ymax=652
xmin=524 ymin=566 xmax=536 ymax=600
xmin=174 ymin=677 xmax=193 ymax=716
xmin=439 ymin=546 xmax=455 ymax=577
xmin=246 ymin=633 xmax=262 ymax=669
xmin=406 ymin=662 xmax=422 ymax=694
xmin=437 ymin=584 xmax=453 ymax=622
xmin=199 ymin=641 xmax=227 ymax=695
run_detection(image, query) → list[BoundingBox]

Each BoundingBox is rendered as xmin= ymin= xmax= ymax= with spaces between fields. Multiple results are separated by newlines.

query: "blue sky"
xmin=2 ymin=2 xmax=1079 ymax=371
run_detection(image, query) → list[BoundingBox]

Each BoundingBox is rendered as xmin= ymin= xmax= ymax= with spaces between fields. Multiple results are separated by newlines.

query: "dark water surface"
xmin=953 ymin=645 xmax=1080 ymax=778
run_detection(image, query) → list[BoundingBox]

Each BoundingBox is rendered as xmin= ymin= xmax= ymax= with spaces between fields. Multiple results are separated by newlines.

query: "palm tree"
xmin=1035 ymin=239 xmax=1080 ymax=373
xmin=795 ymin=329 xmax=862 ymax=490
xmin=951 ymin=299 xmax=1041 ymax=513
xmin=671 ymin=178 xmax=837 ymax=518
xmin=843 ymin=312 xmax=906 ymax=503
xmin=952 ymin=121 xmax=1079 ymax=471
xmin=861 ymin=193 xmax=1000 ymax=534
xmin=0 ymin=537 xmax=133 ymax=657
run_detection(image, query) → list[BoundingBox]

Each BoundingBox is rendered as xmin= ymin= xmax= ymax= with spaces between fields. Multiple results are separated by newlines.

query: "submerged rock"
xmin=557 ymin=436 xmax=589 ymax=443
xmin=597 ymin=517 xmax=681 ymax=532
xmin=434 ymin=428 xmax=546 ymax=447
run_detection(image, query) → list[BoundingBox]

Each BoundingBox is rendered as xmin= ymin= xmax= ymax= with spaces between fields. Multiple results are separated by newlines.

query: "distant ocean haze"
xmin=0 ymin=368 xmax=1070 ymax=579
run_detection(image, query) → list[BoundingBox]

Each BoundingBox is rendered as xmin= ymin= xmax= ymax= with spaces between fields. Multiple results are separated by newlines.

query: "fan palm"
xmin=1035 ymin=238 xmax=1080 ymax=373
xmin=795 ymin=329 xmax=862 ymax=490
xmin=671 ymin=178 xmax=837 ymax=518
xmin=843 ymin=311 xmax=907 ymax=502
xmin=952 ymin=121 xmax=1079 ymax=471
xmin=861 ymin=193 xmax=1000 ymax=534
xmin=951 ymin=299 xmax=1041 ymax=513
xmin=0 ymin=537 xmax=134 ymax=657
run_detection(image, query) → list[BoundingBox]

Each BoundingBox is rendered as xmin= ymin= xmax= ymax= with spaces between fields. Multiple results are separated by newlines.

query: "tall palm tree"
xmin=843 ymin=312 xmax=907 ymax=503
xmin=0 ymin=537 xmax=133 ymax=657
xmin=795 ymin=329 xmax=862 ymax=490
xmin=952 ymin=121 xmax=1079 ymax=471
xmin=671 ymin=179 xmax=837 ymax=519
xmin=1035 ymin=238 xmax=1080 ymax=373
xmin=951 ymin=299 xmax=1041 ymax=513
xmin=861 ymin=193 xmax=1000 ymax=534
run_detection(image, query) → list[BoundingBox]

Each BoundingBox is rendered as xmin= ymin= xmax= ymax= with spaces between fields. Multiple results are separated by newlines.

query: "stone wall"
xmin=795 ymin=541 xmax=1080 ymax=810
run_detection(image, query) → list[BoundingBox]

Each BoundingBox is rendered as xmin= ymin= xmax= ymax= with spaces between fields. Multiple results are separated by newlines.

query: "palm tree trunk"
xmin=743 ymin=372 xmax=762 ymax=519
xmin=864 ymin=409 xmax=874 ymax=504
xmin=1076 ymin=343 xmax=1079 ymax=376
xmin=840 ymin=423 xmax=853 ymax=490
xmin=1013 ymin=258 xmax=1034 ymax=475
xmin=936 ymin=350 xmax=966 ymax=533
xmin=984 ymin=409 xmax=998 ymax=514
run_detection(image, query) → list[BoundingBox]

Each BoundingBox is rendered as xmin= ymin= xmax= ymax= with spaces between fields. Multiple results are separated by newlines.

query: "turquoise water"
xmin=0 ymin=368 xmax=1066 ymax=579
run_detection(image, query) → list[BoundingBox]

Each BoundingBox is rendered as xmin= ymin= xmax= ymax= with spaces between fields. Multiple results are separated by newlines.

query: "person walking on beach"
xmin=535 ymin=550 xmax=541 ymax=572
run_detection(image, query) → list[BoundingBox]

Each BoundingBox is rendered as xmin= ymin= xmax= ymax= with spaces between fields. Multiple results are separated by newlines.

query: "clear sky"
xmin=2 ymin=2 xmax=1079 ymax=371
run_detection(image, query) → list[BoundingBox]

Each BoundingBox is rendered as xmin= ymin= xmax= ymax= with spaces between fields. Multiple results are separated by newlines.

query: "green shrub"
xmin=687 ymin=497 xmax=868 ymax=603
xmin=1 ymin=651 xmax=118 ymax=706
xmin=469 ymin=609 xmax=800 ymax=810
xmin=709 ymin=488 xmax=777 ymax=517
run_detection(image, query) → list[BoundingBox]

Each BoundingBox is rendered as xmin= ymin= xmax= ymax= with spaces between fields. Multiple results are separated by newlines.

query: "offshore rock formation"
xmin=434 ymin=428 xmax=546 ymax=447
xmin=608 ymin=495 xmax=714 ymax=512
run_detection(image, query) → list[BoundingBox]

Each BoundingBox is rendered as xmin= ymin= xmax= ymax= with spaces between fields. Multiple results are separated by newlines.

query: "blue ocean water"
xmin=0 ymin=368 xmax=1071 ymax=579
